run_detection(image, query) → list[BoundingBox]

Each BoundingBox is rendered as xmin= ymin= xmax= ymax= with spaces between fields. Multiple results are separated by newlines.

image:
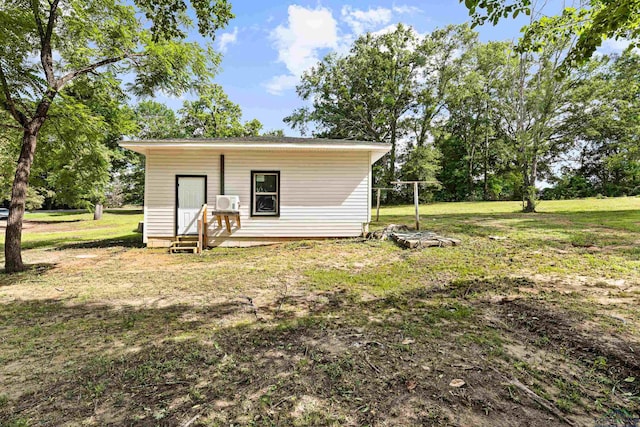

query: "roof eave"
xmin=119 ymin=141 xmax=391 ymax=164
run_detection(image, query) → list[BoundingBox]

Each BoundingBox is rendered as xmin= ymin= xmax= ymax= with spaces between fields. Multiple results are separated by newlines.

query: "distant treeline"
xmin=2 ymin=25 xmax=637 ymax=211
xmin=285 ymin=24 xmax=640 ymax=210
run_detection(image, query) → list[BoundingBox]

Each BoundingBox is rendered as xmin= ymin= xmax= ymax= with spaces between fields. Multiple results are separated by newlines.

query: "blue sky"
xmin=152 ymin=1 xmax=629 ymax=136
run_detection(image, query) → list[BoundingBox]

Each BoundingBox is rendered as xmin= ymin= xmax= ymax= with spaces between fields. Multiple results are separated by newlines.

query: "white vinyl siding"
xmin=144 ymin=149 xmax=370 ymax=241
xmin=144 ymin=151 xmax=219 ymax=239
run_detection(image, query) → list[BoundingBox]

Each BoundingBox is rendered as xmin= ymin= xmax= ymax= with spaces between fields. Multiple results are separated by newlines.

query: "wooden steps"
xmin=170 ymin=204 xmax=209 ymax=254
xmin=169 ymin=236 xmax=200 ymax=254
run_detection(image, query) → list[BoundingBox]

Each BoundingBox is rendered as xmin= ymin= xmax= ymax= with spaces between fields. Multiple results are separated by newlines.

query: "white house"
xmin=120 ymin=137 xmax=391 ymax=249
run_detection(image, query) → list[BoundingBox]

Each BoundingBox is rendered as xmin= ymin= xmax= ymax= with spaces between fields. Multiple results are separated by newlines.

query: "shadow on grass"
xmin=15 ymin=233 xmax=143 ymax=251
xmin=1 ymin=282 xmax=638 ymax=426
xmin=0 ymin=262 xmax=57 ymax=278
xmin=29 ymin=210 xmax=87 ymax=217
xmin=56 ymin=234 xmax=144 ymax=250
xmin=24 ymin=218 xmax=84 ymax=224
xmin=28 ymin=209 xmax=142 ymax=216
xmin=104 ymin=209 xmax=143 ymax=216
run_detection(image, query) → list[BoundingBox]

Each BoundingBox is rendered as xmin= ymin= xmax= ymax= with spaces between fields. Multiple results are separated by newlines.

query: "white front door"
xmin=177 ymin=176 xmax=206 ymax=235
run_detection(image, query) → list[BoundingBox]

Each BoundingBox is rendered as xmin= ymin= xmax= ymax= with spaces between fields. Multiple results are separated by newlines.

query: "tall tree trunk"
xmin=387 ymin=120 xmax=398 ymax=204
xmin=516 ymin=53 xmax=531 ymax=213
xmin=5 ymin=124 xmax=41 ymax=272
xmin=483 ymin=100 xmax=490 ymax=201
xmin=524 ymin=155 xmax=538 ymax=213
xmin=524 ymin=192 xmax=536 ymax=212
xmin=467 ymin=143 xmax=475 ymax=200
xmin=93 ymin=203 xmax=103 ymax=220
xmin=483 ymin=129 xmax=489 ymax=200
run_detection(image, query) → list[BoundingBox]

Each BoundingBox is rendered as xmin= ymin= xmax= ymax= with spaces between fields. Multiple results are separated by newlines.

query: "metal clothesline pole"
xmin=391 ymin=181 xmax=439 ymax=231
xmin=414 ymin=182 xmax=419 ymax=230
xmin=372 ymin=187 xmax=394 ymax=222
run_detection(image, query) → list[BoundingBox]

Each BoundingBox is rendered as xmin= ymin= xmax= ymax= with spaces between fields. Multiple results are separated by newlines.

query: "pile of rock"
xmin=368 ymin=224 xmax=411 ymax=240
xmin=369 ymin=224 xmax=461 ymax=249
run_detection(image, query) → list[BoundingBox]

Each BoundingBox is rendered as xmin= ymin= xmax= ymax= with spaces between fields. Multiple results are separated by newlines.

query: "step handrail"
xmin=197 ymin=203 xmax=208 ymax=254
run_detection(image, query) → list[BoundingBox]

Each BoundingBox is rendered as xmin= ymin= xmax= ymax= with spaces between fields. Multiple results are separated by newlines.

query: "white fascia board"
xmin=119 ymin=142 xmax=391 ymax=164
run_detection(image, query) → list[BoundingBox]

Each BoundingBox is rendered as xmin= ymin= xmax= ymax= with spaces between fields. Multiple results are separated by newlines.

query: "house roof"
xmin=119 ymin=137 xmax=391 ymax=164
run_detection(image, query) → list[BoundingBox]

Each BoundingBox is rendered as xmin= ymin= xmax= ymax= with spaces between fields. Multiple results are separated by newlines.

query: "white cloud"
xmin=341 ymin=6 xmax=393 ymax=35
xmin=218 ymin=27 xmax=239 ymax=53
xmin=600 ymin=38 xmax=632 ymax=53
xmin=371 ymin=23 xmax=427 ymax=42
xmin=392 ymin=5 xmax=422 ymax=15
xmin=266 ymin=5 xmax=339 ymax=95
xmin=595 ymin=38 xmax=639 ymax=58
xmin=265 ymin=74 xmax=300 ymax=96
xmin=271 ymin=5 xmax=338 ymax=76
xmin=370 ymin=24 xmax=402 ymax=38
xmin=264 ymin=4 xmax=429 ymax=95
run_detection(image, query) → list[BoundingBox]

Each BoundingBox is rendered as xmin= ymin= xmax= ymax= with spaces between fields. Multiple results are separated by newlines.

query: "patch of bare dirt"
xmin=531 ymin=273 xmax=637 ymax=292
xmin=1 ymin=306 xmax=569 ymax=426
xmin=3 ymin=247 xmax=640 ymax=425
xmin=489 ymin=299 xmax=640 ymax=393
xmin=6 ymin=285 xmax=634 ymax=426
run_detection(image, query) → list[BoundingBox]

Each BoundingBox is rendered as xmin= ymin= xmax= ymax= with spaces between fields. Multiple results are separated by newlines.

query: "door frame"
xmin=175 ymin=174 xmax=208 ymax=236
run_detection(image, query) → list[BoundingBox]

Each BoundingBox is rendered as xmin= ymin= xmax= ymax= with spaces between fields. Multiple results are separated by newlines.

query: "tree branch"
xmin=44 ymin=0 xmax=59 ymax=44
xmin=0 ymin=62 xmax=28 ymax=128
xmin=41 ymin=0 xmax=59 ymax=86
xmin=34 ymin=88 xmax=57 ymax=120
xmin=56 ymin=53 xmax=144 ymax=89
xmin=0 ymin=122 xmax=23 ymax=131
xmin=31 ymin=0 xmax=45 ymax=41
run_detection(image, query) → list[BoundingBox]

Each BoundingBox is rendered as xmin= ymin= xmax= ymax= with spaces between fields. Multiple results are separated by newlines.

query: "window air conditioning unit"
xmin=216 ymin=195 xmax=240 ymax=211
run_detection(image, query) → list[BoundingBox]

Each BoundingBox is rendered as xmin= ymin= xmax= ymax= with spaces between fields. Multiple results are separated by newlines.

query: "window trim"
xmin=251 ymin=170 xmax=280 ymax=217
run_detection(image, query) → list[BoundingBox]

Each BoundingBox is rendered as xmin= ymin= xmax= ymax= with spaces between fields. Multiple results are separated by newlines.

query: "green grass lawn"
xmin=0 ymin=209 xmax=143 ymax=251
xmin=0 ymin=198 xmax=639 ymax=426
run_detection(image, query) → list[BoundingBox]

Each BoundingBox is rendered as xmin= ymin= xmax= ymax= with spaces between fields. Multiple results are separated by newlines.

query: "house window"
xmin=251 ymin=171 xmax=280 ymax=216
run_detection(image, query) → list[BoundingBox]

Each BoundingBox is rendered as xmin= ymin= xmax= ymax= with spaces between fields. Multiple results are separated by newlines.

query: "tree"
xmin=134 ymin=100 xmax=184 ymax=140
xmin=402 ymin=25 xmax=477 ymax=148
xmin=262 ymin=129 xmax=286 ymax=137
xmin=287 ymin=24 xmax=427 ymax=188
xmin=462 ymin=0 xmax=640 ymax=67
xmin=441 ymin=41 xmax=509 ymax=199
xmin=398 ymin=145 xmax=442 ymax=202
xmin=117 ymin=100 xmax=184 ymax=206
xmin=286 ymin=24 xmax=473 ymax=194
xmin=1 ymin=76 xmax=135 ymax=210
xmin=0 ymin=0 xmax=233 ymax=272
xmin=460 ymin=1 xmax=635 ymax=210
xmin=548 ymin=51 xmax=640 ymax=197
xmin=180 ymin=84 xmax=262 ymax=137
xmin=491 ymin=38 xmax=579 ymax=211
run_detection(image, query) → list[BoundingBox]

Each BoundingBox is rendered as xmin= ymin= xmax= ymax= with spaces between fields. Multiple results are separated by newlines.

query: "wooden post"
xmin=391 ymin=181 xmax=436 ymax=230
xmin=197 ymin=218 xmax=202 ymax=254
xmin=413 ymin=181 xmax=420 ymax=231
xmin=220 ymin=155 xmax=225 ymax=195
xmin=203 ymin=204 xmax=207 ymax=248
xmin=373 ymin=188 xmax=392 ymax=222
